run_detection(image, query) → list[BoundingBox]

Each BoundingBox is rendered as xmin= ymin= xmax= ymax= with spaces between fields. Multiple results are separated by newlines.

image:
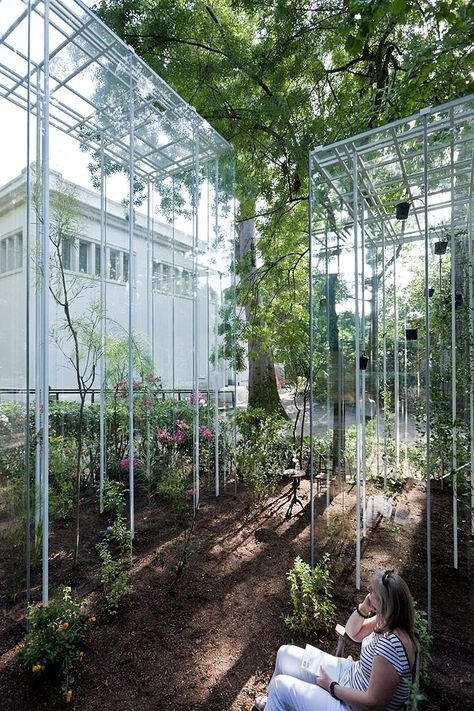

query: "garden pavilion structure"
xmin=309 ymin=94 xmax=474 ymax=627
xmin=0 ymin=0 xmax=235 ymax=613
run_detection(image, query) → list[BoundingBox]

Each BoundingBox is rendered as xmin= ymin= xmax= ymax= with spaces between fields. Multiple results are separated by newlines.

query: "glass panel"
xmin=0 ymin=0 xmax=235 ymax=623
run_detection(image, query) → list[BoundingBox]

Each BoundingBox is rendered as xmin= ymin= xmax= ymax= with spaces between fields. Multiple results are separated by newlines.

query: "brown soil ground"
xmin=0 ymin=477 xmax=473 ymax=710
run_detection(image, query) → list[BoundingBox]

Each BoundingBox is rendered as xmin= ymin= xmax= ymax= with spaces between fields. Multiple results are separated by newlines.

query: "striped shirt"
xmin=340 ymin=631 xmax=412 ymax=710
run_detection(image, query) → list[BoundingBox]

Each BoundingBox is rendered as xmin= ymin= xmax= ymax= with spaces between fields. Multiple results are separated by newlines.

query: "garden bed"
xmin=0 ymin=478 xmax=472 ymax=709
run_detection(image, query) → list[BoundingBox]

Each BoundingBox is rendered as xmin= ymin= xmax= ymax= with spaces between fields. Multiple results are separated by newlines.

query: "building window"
xmin=62 ymin=239 xmax=72 ymax=270
xmin=182 ymin=269 xmax=193 ymax=297
xmin=123 ymin=252 xmax=129 ymax=283
xmin=95 ymin=244 xmax=101 ymax=276
xmin=153 ymin=260 xmax=193 ymax=296
xmin=109 ymin=249 xmax=120 ymax=280
xmin=0 ymin=240 xmax=6 ymax=273
xmin=0 ymin=232 xmax=23 ymax=274
xmin=79 ymin=241 xmax=89 ymax=273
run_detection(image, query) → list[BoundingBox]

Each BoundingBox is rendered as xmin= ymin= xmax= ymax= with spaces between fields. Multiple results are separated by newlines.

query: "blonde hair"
xmin=373 ymin=570 xmax=418 ymax=649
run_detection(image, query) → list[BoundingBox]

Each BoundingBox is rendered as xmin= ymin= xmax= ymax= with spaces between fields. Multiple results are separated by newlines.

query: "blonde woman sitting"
xmin=253 ymin=569 xmax=418 ymax=711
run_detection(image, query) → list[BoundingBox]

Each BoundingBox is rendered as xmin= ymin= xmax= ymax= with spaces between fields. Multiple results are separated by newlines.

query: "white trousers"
xmin=264 ymin=644 xmax=354 ymax=711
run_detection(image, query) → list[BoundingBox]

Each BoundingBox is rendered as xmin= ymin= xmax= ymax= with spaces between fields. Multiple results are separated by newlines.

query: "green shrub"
xmin=16 ymin=586 xmax=89 ymax=700
xmin=155 ymin=462 xmax=192 ymax=523
xmin=97 ymin=516 xmax=131 ymax=615
xmin=283 ymin=555 xmax=336 ymax=637
xmin=236 ymin=409 xmax=292 ymax=504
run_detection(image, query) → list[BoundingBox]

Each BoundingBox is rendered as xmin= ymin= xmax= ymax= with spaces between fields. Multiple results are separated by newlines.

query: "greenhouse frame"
xmin=0 ymin=0 xmax=236 ymax=612
xmin=309 ymin=94 xmax=474 ymax=626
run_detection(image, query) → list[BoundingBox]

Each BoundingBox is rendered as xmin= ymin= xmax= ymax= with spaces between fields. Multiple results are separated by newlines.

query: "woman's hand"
xmin=314 ymin=665 xmax=332 ymax=692
xmin=360 ymin=592 xmax=376 ymax=615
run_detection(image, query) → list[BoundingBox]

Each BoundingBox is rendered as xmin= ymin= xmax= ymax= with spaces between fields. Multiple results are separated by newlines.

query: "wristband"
xmin=329 ymin=681 xmax=340 ymax=699
xmin=356 ymin=603 xmax=373 ymax=618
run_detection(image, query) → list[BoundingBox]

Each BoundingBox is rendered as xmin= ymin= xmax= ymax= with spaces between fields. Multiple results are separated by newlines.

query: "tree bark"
xmin=237 ymin=217 xmax=287 ymax=417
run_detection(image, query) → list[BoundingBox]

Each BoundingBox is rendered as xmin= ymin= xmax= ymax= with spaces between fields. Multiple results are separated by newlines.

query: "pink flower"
xmin=185 ymin=487 xmax=195 ymax=499
xmin=158 ymin=430 xmax=172 ymax=440
xmin=188 ymin=390 xmax=204 ymax=405
xmin=174 ymin=430 xmax=185 ymax=443
xmin=120 ymin=457 xmax=129 ymax=469
xmin=199 ymin=426 xmax=213 ymax=440
xmin=116 ymin=380 xmax=127 ymax=387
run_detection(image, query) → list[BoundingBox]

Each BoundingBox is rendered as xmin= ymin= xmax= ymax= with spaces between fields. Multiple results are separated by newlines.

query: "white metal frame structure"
xmin=0 ymin=0 xmax=235 ymax=610
xmin=309 ymin=95 xmax=474 ymax=628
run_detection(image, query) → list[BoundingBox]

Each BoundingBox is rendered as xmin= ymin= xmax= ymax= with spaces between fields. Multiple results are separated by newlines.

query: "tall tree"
xmin=95 ymin=0 xmax=473 ymax=410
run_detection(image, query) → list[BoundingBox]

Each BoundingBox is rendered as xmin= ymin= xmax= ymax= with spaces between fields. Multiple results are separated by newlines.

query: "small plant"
xmin=97 ymin=516 xmax=131 ymax=615
xmin=155 ymin=462 xmax=192 ymax=523
xmin=102 ymin=479 xmax=126 ymax=520
xmin=16 ymin=586 xmax=89 ymax=701
xmin=283 ymin=554 xmax=336 ymax=637
xmin=414 ymin=603 xmax=432 ymax=686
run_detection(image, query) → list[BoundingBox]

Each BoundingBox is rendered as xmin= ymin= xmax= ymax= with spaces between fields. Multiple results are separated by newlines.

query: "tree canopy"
xmin=95 ymin=0 xmax=473 ymax=406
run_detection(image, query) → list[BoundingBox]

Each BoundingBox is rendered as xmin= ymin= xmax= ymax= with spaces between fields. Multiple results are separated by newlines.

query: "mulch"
xmin=0 ymin=477 xmax=473 ymax=710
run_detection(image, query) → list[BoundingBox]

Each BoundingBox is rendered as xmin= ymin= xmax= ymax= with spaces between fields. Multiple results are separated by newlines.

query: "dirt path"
xmin=0 ymin=478 xmax=472 ymax=710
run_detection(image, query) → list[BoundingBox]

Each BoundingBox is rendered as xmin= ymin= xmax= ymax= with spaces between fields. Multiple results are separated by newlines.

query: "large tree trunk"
xmin=237 ymin=217 xmax=287 ymax=417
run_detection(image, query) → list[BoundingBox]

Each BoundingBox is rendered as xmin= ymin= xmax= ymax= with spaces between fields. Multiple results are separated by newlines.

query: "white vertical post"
xmin=99 ymin=136 xmax=106 ymax=514
xmin=41 ymin=0 xmax=51 ymax=604
xmin=423 ymin=116 xmax=432 ymax=630
xmin=382 ymin=225 xmax=387 ymax=493
xmin=193 ymin=133 xmax=200 ymax=515
xmin=404 ymin=310 xmax=408 ymax=472
xmin=393 ymin=239 xmax=400 ymax=474
xmin=308 ymin=152 xmax=315 ymax=567
xmin=25 ymin=0 xmax=32 ymax=610
xmin=324 ymin=228 xmax=331 ymax=519
xmin=374 ymin=247 xmax=380 ymax=478
xmin=361 ymin=197 xmax=367 ymax=537
xmin=127 ymin=52 xmax=135 ymax=540
xmin=35 ymin=65 xmax=42 ymax=543
xmin=450 ymin=110 xmax=458 ymax=570
xmin=353 ymin=152 xmax=361 ymax=590
xmin=470 ymin=157 xmax=474 ymax=538
xmin=214 ymin=161 xmax=220 ymax=497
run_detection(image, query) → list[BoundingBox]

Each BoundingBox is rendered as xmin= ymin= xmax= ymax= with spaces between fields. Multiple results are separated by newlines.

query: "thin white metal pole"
xmin=41 ymin=0 xmax=51 ymax=604
xmin=171 ymin=178 xmax=175 ymax=393
xmin=35 ymin=65 xmax=42 ymax=542
xmin=25 ymin=0 xmax=32 ymax=611
xmin=214 ymin=291 xmax=220 ymax=497
xmin=127 ymin=52 xmax=135 ymax=540
xmin=450 ymin=110 xmax=458 ymax=570
xmin=404 ymin=310 xmax=408 ymax=472
xmin=206 ymin=170 xmax=211 ymax=493
xmin=232 ymin=174 xmax=238 ymax=498
xmin=470 ymin=157 xmax=474 ymax=538
xmin=308 ymin=152 xmax=315 ymax=567
xmin=325 ymin=228 xmax=330 ymax=518
xmin=375 ymin=247 xmax=380 ymax=478
xmin=193 ymin=133 xmax=200 ymax=515
xmin=353 ymin=152 xmax=361 ymax=590
xmin=361 ymin=198 xmax=367 ymax=537
xmin=99 ymin=136 xmax=106 ymax=514
xmin=214 ymin=160 xmax=219 ymax=497
xmin=468 ymin=156 xmax=474 ymax=535
xmin=382 ymin=225 xmax=387 ymax=493
xmin=393 ymin=239 xmax=400 ymax=474
xmin=423 ymin=114 xmax=432 ymax=630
